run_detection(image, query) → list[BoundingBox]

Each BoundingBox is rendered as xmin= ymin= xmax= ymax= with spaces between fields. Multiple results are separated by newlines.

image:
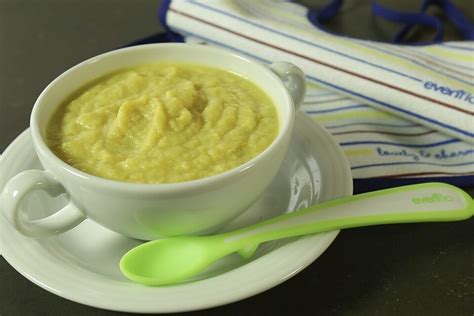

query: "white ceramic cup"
xmin=1 ymin=43 xmax=305 ymax=240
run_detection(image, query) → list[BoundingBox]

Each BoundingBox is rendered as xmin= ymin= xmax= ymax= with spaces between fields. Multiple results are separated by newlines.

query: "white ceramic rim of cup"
xmin=30 ymin=43 xmax=295 ymax=194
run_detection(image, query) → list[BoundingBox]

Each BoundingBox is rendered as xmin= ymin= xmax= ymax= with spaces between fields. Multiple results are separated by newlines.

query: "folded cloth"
xmin=159 ymin=0 xmax=474 ymax=192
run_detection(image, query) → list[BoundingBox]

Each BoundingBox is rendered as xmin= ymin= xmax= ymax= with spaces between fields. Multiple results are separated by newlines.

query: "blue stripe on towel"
xmin=325 ymin=122 xmax=420 ymax=129
xmin=441 ymin=43 xmax=474 ymax=51
xmin=305 ymin=104 xmax=369 ymax=114
xmin=352 ymin=161 xmax=474 ymax=170
xmin=340 ymin=139 xmax=460 ymax=148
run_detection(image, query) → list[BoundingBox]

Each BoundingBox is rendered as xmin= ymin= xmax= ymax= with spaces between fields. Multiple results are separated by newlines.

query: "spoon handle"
xmin=223 ymin=183 xmax=473 ymax=246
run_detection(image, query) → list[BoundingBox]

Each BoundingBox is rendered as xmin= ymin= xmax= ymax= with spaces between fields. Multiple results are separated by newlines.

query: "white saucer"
xmin=0 ymin=112 xmax=352 ymax=313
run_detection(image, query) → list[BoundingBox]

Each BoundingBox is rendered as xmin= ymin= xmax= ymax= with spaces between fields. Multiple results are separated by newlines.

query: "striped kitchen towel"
xmin=157 ymin=0 xmax=474 ymax=191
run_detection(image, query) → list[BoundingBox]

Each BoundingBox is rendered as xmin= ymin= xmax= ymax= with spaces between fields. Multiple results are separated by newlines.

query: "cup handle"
xmin=1 ymin=170 xmax=86 ymax=237
xmin=268 ymin=61 xmax=306 ymax=111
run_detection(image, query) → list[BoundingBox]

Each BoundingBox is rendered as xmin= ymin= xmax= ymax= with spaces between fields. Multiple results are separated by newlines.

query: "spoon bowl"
xmin=120 ymin=236 xmax=230 ymax=286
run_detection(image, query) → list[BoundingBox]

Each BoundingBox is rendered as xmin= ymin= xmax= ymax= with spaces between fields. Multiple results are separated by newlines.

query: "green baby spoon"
xmin=120 ymin=182 xmax=473 ymax=286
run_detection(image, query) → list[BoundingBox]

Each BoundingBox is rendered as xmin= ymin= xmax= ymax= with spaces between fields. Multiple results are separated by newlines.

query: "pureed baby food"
xmin=46 ymin=63 xmax=279 ymax=183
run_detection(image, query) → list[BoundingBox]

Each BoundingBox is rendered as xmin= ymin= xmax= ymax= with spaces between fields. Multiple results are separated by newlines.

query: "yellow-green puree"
xmin=47 ymin=63 xmax=279 ymax=183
